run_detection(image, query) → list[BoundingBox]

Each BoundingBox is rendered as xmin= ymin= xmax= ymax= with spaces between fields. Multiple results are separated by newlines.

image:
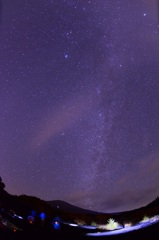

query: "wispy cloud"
xmin=30 ymin=93 xmax=93 ymax=150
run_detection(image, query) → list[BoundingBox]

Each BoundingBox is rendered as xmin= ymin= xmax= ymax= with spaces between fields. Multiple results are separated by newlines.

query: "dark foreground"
xmin=0 ymin=221 xmax=159 ymax=240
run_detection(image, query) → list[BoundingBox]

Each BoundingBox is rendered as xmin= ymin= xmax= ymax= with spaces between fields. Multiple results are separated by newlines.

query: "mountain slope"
xmin=47 ymin=200 xmax=100 ymax=215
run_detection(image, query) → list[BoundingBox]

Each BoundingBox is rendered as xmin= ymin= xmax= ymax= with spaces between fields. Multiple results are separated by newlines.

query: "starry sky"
xmin=0 ymin=0 xmax=159 ymax=213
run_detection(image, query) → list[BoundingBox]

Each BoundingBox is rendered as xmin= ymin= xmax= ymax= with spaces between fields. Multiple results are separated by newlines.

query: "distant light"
xmin=31 ymin=210 xmax=37 ymax=217
xmin=40 ymin=212 xmax=46 ymax=220
xmin=53 ymin=221 xmax=60 ymax=230
xmin=52 ymin=217 xmax=61 ymax=230
xmin=27 ymin=215 xmax=34 ymax=224
xmin=14 ymin=214 xmax=23 ymax=220
xmin=69 ymin=223 xmax=78 ymax=227
xmin=143 ymin=13 xmax=147 ymax=16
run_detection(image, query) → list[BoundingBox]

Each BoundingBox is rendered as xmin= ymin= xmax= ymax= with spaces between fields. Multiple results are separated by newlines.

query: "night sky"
xmin=0 ymin=0 xmax=159 ymax=213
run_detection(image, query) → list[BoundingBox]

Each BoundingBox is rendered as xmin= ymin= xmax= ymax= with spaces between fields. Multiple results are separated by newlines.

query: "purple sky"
xmin=0 ymin=0 xmax=159 ymax=213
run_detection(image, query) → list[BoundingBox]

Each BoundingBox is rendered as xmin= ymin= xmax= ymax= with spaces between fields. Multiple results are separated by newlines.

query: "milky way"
xmin=0 ymin=0 xmax=159 ymax=213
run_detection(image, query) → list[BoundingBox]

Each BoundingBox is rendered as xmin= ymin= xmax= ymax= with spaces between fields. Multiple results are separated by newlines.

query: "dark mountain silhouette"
xmin=47 ymin=200 xmax=101 ymax=215
xmin=0 ymin=177 xmax=5 ymax=191
xmin=0 ymin=174 xmax=159 ymax=223
xmin=146 ymin=196 xmax=159 ymax=208
xmin=1 ymin=177 xmax=159 ymax=240
xmin=47 ymin=198 xmax=157 ymax=216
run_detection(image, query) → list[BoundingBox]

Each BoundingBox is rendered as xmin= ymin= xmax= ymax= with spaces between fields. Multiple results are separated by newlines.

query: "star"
xmin=64 ymin=53 xmax=69 ymax=59
xmin=1 ymin=0 xmax=159 ymax=214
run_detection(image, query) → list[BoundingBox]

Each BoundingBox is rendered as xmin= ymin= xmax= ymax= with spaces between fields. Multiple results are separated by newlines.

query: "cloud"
xmin=30 ymin=93 xmax=93 ymax=150
xmin=98 ymin=186 xmax=159 ymax=213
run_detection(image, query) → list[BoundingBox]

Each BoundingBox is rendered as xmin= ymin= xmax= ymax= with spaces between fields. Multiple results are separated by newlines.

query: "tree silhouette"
xmin=0 ymin=177 xmax=5 ymax=191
